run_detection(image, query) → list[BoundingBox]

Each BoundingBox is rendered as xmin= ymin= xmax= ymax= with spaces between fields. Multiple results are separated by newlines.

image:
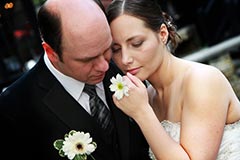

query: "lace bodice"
xmin=149 ymin=120 xmax=240 ymax=160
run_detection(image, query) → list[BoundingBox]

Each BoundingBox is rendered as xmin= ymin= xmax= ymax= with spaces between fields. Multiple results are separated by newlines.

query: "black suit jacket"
xmin=0 ymin=55 xmax=150 ymax=160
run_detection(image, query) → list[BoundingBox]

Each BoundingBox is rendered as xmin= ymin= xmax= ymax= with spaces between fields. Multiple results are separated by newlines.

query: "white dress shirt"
xmin=43 ymin=53 xmax=109 ymax=114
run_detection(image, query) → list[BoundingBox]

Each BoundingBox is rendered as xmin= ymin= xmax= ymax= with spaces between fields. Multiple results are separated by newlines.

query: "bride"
xmin=106 ymin=0 xmax=240 ymax=159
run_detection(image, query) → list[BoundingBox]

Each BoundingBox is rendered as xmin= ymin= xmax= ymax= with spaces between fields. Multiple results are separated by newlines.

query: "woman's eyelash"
xmin=132 ymin=41 xmax=143 ymax=47
xmin=112 ymin=47 xmax=121 ymax=53
xmin=111 ymin=40 xmax=143 ymax=52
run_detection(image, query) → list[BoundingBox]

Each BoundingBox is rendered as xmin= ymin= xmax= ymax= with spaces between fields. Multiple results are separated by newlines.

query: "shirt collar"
xmin=44 ymin=52 xmax=104 ymax=100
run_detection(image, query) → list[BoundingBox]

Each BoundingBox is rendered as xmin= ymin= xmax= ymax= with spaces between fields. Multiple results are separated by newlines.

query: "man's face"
xmin=53 ymin=17 xmax=112 ymax=84
xmin=47 ymin=0 xmax=113 ymax=84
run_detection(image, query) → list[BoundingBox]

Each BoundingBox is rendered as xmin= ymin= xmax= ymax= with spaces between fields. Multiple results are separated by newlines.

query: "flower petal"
xmin=109 ymin=74 xmax=130 ymax=100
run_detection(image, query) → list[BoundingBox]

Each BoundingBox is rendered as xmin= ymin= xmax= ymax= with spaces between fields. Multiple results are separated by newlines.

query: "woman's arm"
xmin=180 ymin=66 xmax=230 ymax=160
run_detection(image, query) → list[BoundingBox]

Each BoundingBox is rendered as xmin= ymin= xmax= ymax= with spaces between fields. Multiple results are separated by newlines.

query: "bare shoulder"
xmin=183 ymin=61 xmax=229 ymax=89
xmin=181 ymin=60 xmax=240 ymax=124
xmin=181 ymin=61 xmax=233 ymax=109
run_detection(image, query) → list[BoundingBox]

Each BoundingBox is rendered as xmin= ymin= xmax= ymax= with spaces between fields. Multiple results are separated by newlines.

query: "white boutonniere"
xmin=109 ymin=74 xmax=129 ymax=100
xmin=53 ymin=130 xmax=97 ymax=160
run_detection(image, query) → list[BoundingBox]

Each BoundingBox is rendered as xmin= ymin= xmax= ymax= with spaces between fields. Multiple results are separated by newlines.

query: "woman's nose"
xmin=122 ymin=51 xmax=133 ymax=65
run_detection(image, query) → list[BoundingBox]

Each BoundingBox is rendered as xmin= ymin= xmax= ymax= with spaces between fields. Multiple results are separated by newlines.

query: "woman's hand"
xmin=112 ymin=72 xmax=151 ymax=119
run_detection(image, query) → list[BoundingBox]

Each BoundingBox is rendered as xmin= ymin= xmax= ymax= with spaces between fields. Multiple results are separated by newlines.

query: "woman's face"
xmin=110 ymin=14 xmax=166 ymax=81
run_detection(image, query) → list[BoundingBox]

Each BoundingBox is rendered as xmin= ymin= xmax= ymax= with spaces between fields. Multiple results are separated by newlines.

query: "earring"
xmin=162 ymin=39 xmax=167 ymax=44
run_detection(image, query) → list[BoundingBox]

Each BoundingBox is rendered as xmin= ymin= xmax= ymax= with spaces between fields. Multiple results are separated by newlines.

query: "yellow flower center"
xmin=117 ymin=83 xmax=124 ymax=90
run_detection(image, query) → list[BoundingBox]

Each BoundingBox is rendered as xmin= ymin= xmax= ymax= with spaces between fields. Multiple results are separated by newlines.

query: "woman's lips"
xmin=127 ymin=67 xmax=141 ymax=75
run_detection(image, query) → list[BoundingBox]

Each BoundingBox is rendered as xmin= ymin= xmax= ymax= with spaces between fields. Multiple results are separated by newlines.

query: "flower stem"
xmin=90 ymin=155 xmax=96 ymax=160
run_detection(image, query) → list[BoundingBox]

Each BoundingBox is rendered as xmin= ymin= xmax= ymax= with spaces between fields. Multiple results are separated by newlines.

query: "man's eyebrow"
xmin=78 ymin=46 xmax=112 ymax=62
xmin=78 ymin=55 xmax=98 ymax=62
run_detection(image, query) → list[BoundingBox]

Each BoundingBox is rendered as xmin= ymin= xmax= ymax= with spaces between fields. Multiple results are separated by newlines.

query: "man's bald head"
xmin=37 ymin=0 xmax=109 ymax=58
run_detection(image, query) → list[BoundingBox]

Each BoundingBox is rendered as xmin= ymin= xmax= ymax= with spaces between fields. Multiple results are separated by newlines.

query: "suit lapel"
xmin=35 ymin=56 xmax=106 ymax=144
xmin=43 ymin=82 xmax=93 ymax=129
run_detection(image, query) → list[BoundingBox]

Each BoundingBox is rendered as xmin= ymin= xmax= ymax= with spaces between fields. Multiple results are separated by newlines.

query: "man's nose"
xmin=95 ymin=55 xmax=109 ymax=72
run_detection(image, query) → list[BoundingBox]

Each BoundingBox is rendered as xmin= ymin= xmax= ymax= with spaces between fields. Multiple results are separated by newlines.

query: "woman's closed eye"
xmin=112 ymin=45 xmax=121 ymax=53
xmin=111 ymin=40 xmax=143 ymax=53
xmin=132 ymin=40 xmax=143 ymax=48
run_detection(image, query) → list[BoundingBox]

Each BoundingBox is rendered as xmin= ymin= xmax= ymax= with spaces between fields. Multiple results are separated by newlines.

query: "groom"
xmin=0 ymin=0 xmax=150 ymax=159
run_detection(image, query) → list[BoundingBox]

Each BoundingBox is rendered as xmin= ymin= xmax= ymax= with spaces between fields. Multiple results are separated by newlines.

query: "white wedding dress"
xmin=149 ymin=120 xmax=240 ymax=160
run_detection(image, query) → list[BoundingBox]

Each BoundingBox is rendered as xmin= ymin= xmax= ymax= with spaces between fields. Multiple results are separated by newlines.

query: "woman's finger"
xmin=127 ymin=72 xmax=145 ymax=88
xmin=123 ymin=75 xmax=135 ymax=88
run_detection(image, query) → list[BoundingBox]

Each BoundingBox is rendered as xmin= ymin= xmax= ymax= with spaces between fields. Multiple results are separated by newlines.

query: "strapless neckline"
xmin=149 ymin=120 xmax=240 ymax=160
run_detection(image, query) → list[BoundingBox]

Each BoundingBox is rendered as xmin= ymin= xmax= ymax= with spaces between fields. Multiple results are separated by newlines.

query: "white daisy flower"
xmin=62 ymin=131 xmax=96 ymax=159
xmin=53 ymin=130 xmax=97 ymax=160
xmin=109 ymin=74 xmax=129 ymax=100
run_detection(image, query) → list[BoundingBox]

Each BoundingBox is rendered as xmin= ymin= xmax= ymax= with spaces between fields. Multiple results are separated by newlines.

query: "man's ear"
xmin=159 ymin=24 xmax=169 ymax=44
xmin=42 ymin=42 xmax=59 ymax=62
